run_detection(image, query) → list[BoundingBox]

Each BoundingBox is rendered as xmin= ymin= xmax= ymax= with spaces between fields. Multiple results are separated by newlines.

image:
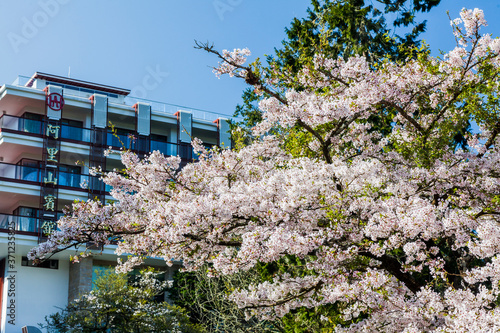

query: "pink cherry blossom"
xmin=29 ymin=9 xmax=500 ymax=331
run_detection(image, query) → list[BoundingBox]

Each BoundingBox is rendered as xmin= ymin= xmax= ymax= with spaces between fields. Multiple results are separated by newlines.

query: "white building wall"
xmin=2 ymin=255 xmax=69 ymax=333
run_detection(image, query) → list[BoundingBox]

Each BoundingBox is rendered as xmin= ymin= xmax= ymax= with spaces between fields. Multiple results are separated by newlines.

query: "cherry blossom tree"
xmin=30 ymin=8 xmax=500 ymax=331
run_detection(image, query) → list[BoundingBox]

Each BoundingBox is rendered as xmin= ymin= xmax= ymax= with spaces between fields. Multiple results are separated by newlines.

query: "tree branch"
xmin=360 ymin=251 xmax=422 ymax=293
xmin=379 ymin=100 xmax=425 ymax=133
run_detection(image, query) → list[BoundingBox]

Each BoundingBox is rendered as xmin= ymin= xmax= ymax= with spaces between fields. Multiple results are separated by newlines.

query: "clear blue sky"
xmin=0 ymin=1 xmax=498 ymax=118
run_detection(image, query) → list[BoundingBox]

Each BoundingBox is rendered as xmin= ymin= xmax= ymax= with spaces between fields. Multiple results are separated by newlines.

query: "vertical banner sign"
xmin=88 ymin=94 xmax=108 ymax=201
xmin=135 ymin=102 xmax=151 ymax=154
xmin=39 ymin=86 xmax=64 ymax=240
xmin=46 ymin=92 xmax=64 ymax=118
xmin=175 ymin=111 xmax=193 ymax=161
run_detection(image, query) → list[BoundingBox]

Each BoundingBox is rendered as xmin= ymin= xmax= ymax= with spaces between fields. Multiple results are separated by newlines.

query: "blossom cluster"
xmin=212 ymin=47 xmax=251 ymax=78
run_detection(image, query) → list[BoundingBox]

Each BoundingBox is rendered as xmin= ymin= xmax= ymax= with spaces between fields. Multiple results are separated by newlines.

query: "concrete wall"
xmin=67 ymin=256 xmax=93 ymax=302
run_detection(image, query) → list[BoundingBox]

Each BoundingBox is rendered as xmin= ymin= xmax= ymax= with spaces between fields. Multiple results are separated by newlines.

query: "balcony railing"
xmin=0 ymin=114 xmax=203 ymax=159
xmin=0 ymin=213 xmax=40 ymax=233
xmin=0 ymin=114 xmax=91 ymax=142
xmin=0 ymin=162 xmax=109 ymax=192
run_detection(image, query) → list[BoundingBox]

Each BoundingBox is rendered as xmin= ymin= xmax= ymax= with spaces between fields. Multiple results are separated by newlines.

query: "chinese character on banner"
xmin=43 ymin=194 xmax=56 ymax=211
xmin=43 ymin=171 xmax=57 ymax=185
xmin=41 ymin=220 xmax=57 ymax=235
xmin=47 ymin=147 xmax=58 ymax=162
xmin=46 ymin=124 xmax=60 ymax=139
xmin=46 ymin=93 xmax=64 ymax=111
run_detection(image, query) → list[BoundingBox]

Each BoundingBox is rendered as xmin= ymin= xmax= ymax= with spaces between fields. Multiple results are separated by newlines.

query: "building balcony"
xmin=0 ymin=114 xmax=203 ymax=160
xmin=0 ymin=161 xmax=108 ymax=192
xmin=0 ymin=213 xmax=40 ymax=234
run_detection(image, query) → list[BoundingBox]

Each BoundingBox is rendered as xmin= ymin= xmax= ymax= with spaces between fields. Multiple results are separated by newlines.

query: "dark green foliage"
xmin=232 ymin=0 xmax=441 ymax=130
xmin=169 ymin=265 xmax=284 ymax=333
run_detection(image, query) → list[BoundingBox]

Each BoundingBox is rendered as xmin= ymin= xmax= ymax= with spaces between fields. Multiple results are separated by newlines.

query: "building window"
xmin=21 ymin=256 xmax=58 ymax=269
xmin=15 ymin=159 xmax=41 ymax=182
xmin=61 ymin=118 xmax=84 ymax=141
xmin=150 ymin=134 xmax=170 ymax=155
xmin=107 ymin=128 xmax=136 ymax=150
xmin=9 ymin=207 xmax=38 ymax=232
xmin=92 ymin=264 xmax=166 ymax=302
xmin=20 ymin=112 xmax=43 ymax=135
xmin=59 ymin=164 xmax=82 ymax=188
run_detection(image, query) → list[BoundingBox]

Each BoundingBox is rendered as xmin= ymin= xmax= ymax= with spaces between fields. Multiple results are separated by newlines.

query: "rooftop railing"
xmin=11 ymin=75 xmax=240 ymax=122
xmin=12 ymin=75 xmax=31 ymax=87
xmin=122 ymin=96 xmax=234 ymax=122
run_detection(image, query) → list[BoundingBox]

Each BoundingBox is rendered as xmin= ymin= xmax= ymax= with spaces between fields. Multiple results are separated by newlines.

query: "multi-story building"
xmin=0 ymin=72 xmax=231 ymax=332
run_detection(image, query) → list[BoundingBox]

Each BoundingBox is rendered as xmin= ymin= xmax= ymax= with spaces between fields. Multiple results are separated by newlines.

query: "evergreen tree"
xmin=234 ymin=0 xmax=441 ymax=130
